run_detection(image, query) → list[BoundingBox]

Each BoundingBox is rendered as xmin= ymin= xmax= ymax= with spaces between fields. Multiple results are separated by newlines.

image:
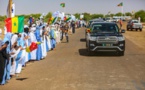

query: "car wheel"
xmin=118 ymin=51 xmax=124 ymax=56
xmin=85 ymin=32 xmax=87 ymax=39
xmin=86 ymin=44 xmax=93 ymax=56
xmin=126 ymin=26 xmax=129 ymax=31
xmin=139 ymin=28 xmax=142 ymax=31
xmin=136 ymin=29 xmax=138 ymax=31
xmin=86 ymin=42 xmax=88 ymax=47
xmin=87 ymin=50 xmax=92 ymax=56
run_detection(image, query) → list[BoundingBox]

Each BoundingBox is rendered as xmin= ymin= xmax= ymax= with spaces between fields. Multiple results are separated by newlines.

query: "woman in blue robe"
xmin=15 ymin=34 xmax=26 ymax=75
xmin=35 ymin=26 xmax=42 ymax=60
xmin=49 ymin=25 xmax=56 ymax=50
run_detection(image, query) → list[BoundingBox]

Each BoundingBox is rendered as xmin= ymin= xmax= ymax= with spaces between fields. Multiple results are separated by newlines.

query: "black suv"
xmin=86 ymin=22 xmax=125 ymax=56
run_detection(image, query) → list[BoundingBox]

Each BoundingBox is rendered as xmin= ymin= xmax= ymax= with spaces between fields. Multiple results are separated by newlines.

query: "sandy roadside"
xmin=122 ymin=22 xmax=145 ymax=50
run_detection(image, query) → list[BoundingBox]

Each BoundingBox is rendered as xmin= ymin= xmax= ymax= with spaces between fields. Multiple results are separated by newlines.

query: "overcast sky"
xmin=0 ymin=0 xmax=145 ymax=16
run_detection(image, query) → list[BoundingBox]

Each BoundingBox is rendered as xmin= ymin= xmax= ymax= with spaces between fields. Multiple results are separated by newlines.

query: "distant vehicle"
xmin=126 ymin=19 xmax=143 ymax=31
xmin=105 ymin=17 xmax=113 ymax=22
xmin=112 ymin=17 xmax=120 ymax=23
xmin=86 ymin=22 xmax=125 ymax=56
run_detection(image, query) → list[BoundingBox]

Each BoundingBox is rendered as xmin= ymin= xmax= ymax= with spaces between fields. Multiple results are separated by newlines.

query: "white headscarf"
xmin=32 ymin=24 xmax=36 ymax=27
xmin=30 ymin=27 xmax=36 ymax=32
xmin=24 ymin=25 xmax=28 ymax=28
xmin=51 ymin=25 xmax=56 ymax=30
xmin=11 ymin=34 xmax=18 ymax=45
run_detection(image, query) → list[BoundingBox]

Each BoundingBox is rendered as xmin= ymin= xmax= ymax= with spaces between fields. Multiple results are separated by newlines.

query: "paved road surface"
xmin=1 ymin=27 xmax=145 ymax=90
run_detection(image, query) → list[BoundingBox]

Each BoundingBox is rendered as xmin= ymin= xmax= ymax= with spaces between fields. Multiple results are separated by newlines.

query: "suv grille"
xmin=97 ymin=36 xmax=118 ymax=43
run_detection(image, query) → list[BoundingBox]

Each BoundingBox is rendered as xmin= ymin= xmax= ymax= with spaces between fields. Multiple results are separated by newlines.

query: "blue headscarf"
xmin=17 ymin=33 xmax=25 ymax=47
xmin=2 ymin=32 xmax=12 ymax=53
xmin=35 ymin=26 xmax=41 ymax=42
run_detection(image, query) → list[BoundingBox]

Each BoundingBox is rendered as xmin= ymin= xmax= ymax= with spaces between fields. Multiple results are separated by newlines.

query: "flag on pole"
xmin=60 ymin=3 xmax=65 ymax=8
xmin=108 ymin=11 xmax=111 ymax=14
xmin=7 ymin=0 xmax=12 ymax=18
xmin=64 ymin=16 xmax=67 ymax=21
xmin=51 ymin=17 xmax=57 ymax=24
xmin=48 ymin=17 xmax=57 ymax=24
xmin=5 ymin=16 xmax=24 ymax=33
xmin=65 ymin=17 xmax=71 ymax=22
xmin=11 ymin=3 xmax=15 ymax=17
xmin=26 ymin=42 xmax=40 ymax=52
xmin=117 ymin=2 xmax=123 ymax=7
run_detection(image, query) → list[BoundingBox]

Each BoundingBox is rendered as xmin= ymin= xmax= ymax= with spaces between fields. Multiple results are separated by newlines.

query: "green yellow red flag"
xmin=60 ymin=3 xmax=65 ymax=8
xmin=117 ymin=2 xmax=123 ymax=7
xmin=5 ymin=16 xmax=24 ymax=33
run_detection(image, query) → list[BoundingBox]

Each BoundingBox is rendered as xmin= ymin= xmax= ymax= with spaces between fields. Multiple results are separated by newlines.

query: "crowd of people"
xmin=0 ymin=18 xmax=82 ymax=85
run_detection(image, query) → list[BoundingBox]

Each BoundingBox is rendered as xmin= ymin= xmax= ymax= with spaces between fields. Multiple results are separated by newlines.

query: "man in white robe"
xmin=29 ymin=26 xmax=37 ymax=60
xmin=55 ymin=24 xmax=61 ymax=44
xmin=46 ymin=24 xmax=52 ymax=50
xmin=23 ymin=25 xmax=30 ymax=63
xmin=10 ymin=33 xmax=18 ymax=76
xmin=40 ymin=25 xmax=47 ymax=58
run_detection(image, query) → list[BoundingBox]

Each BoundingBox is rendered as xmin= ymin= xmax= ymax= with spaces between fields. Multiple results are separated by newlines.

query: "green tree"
xmin=134 ymin=10 xmax=145 ymax=22
xmin=110 ymin=14 xmax=114 ymax=17
xmin=0 ymin=15 xmax=6 ymax=21
xmin=74 ymin=13 xmax=80 ymax=19
xmin=115 ymin=12 xmax=122 ymax=16
xmin=44 ymin=12 xmax=52 ymax=22
xmin=83 ymin=12 xmax=91 ymax=21
xmin=91 ymin=14 xmax=104 ymax=19
xmin=125 ymin=12 xmax=132 ymax=16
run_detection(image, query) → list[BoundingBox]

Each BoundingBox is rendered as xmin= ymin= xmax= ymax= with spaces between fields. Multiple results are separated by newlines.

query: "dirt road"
xmin=1 ymin=23 xmax=145 ymax=90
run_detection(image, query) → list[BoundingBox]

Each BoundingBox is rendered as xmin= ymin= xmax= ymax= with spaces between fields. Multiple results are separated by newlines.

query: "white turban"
xmin=30 ymin=27 xmax=36 ymax=32
xmin=51 ymin=25 xmax=56 ymax=30
xmin=32 ymin=24 xmax=36 ymax=27
xmin=24 ymin=25 xmax=28 ymax=28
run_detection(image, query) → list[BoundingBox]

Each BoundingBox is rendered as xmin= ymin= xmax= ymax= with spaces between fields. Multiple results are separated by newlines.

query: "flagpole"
xmin=7 ymin=0 xmax=12 ymax=18
xmin=121 ymin=2 xmax=123 ymax=17
xmin=64 ymin=3 xmax=66 ymax=16
xmin=121 ymin=6 xmax=123 ymax=16
xmin=64 ymin=7 xmax=65 ymax=16
xmin=10 ymin=0 xmax=12 ymax=17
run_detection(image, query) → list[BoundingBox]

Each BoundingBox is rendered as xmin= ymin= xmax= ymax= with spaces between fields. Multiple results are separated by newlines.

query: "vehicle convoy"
xmin=127 ymin=19 xmax=143 ymax=31
xmin=86 ymin=22 xmax=125 ymax=56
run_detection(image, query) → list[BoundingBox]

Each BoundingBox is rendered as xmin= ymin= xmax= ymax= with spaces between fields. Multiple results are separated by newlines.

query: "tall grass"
xmin=0 ymin=21 xmax=5 ymax=39
xmin=0 ymin=21 xmax=5 ymax=29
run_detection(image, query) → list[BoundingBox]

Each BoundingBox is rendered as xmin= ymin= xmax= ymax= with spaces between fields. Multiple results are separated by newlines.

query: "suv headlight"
xmin=118 ymin=36 xmax=125 ymax=41
xmin=89 ymin=37 xmax=97 ymax=41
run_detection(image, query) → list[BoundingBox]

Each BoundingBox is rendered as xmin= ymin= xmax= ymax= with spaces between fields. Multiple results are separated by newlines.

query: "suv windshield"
xmin=132 ymin=20 xmax=138 ymax=23
xmin=91 ymin=23 xmax=119 ymax=33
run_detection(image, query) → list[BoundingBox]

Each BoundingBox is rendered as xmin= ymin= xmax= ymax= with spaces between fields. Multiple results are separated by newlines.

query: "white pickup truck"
xmin=126 ymin=19 xmax=143 ymax=31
